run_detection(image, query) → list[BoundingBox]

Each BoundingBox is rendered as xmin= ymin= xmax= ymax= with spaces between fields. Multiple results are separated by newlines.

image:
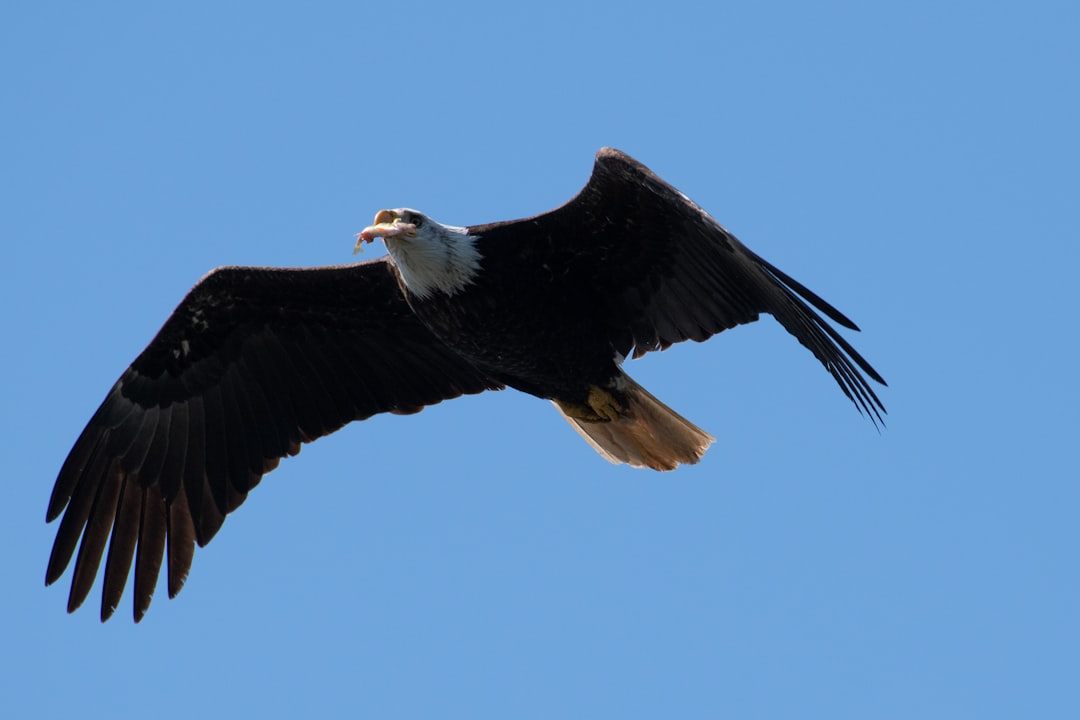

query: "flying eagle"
xmin=46 ymin=148 xmax=886 ymax=622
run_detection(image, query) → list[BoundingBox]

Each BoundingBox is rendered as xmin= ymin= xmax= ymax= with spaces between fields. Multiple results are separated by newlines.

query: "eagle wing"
xmin=47 ymin=258 xmax=499 ymax=621
xmin=472 ymin=147 xmax=885 ymax=422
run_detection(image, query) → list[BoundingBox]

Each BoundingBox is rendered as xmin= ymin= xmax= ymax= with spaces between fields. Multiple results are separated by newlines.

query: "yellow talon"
xmin=554 ymin=385 xmax=624 ymax=422
xmin=587 ymin=385 xmax=623 ymax=421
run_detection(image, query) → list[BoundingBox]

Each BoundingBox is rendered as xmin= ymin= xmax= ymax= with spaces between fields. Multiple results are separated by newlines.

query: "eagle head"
xmin=355 ymin=208 xmax=482 ymax=299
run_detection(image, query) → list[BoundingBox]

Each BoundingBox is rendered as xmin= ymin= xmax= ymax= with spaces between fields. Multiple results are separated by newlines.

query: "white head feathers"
xmin=363 ymin=208 xmax=483 ymax=299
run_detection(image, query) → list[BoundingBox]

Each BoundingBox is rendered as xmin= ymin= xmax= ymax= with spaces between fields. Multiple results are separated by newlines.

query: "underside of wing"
xmin=471 ymin=148 xmax=886 ymax=422
xmin=46 ymin=258 xmax=501 ymax=621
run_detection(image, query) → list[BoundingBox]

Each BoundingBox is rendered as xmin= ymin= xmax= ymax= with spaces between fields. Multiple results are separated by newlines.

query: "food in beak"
xmin=353 ymin=210 xmax=416 ymax=254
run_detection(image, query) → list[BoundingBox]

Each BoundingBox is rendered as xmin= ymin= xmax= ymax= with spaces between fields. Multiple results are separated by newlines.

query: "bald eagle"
xmin=46 ymin=148 xmax=885 ymax=621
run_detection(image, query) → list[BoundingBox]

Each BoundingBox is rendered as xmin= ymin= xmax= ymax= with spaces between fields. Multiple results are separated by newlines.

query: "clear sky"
xmin=3 ymin=1 xmax=1077 ymax=718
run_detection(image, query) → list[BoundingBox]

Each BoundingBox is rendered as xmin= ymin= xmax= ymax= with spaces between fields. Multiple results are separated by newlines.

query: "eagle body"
xmin=45 ymin=148 xmax=886 ymax=621
xmin=399 ymin=223 xmax=625 ymax=404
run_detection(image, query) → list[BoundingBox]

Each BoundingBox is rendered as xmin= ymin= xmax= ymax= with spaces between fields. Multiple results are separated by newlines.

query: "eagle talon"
xmin=554 ymin=386 xmax=624 ymax=422
xmin=587 ymin=385 xmax=624 ymax=422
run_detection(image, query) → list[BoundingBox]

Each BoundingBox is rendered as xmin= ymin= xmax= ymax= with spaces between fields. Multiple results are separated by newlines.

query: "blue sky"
xmin=3 ymin=1 xmax=1077 ymax=717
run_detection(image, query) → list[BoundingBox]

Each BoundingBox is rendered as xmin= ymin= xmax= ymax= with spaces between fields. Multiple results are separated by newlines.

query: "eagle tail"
xmin=554 ymin=375 xmax=715 ymax=471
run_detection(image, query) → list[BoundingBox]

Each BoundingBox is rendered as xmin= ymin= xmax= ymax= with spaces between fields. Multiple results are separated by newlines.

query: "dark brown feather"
xmin=165 ymin=490 xmax=196 ymax=600
xmin=101 ymin=475 xmax=141 ymax=621
xmin=133 ymin=484 xmax=166 ymax=622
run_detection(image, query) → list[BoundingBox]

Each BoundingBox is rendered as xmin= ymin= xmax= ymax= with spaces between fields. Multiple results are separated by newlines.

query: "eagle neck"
xmin=386 ymin=225 xmax=482 ymax=300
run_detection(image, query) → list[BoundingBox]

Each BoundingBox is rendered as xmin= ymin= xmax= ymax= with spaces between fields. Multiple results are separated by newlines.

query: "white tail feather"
xmin=555 ymin=375 xmax=715 ymax=471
